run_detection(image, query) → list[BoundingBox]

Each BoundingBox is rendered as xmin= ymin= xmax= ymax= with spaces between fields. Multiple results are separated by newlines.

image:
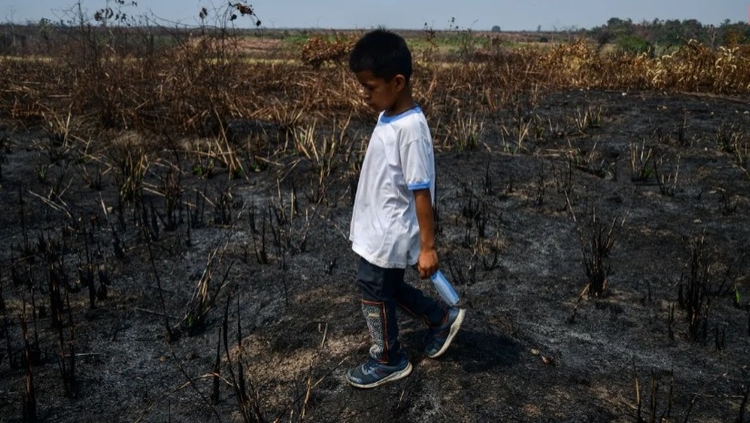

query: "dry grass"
xmin=2 ymin=36 xmax=748 ymax=146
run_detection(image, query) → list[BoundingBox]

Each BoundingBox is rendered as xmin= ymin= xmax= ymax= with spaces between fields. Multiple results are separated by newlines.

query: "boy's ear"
xmin=393 ymin=74 xmax=407 ymax=92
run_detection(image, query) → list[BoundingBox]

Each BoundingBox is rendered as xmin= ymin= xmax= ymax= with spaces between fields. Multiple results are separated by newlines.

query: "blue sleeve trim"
xmin=408 ymin=181 xmax=431 ymax=191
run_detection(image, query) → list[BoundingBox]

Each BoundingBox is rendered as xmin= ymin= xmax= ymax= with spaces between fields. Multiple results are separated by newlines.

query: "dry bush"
xmin=2 ymin=32 xmax=749 ymax=163
xmin=140 ymin=36 xmax=258 ymax=134
xmin=238 ymin=63 xmax=368 ymax=142
xmin=1 ymin=9 xmax=260 ymax=136
xmin=479 ymin=38 xmax=750 ymax=95
xmin=539 ymin=40 xmax=598 ymax=88
xmin=300 ymin=33 xmax=357 ymax=68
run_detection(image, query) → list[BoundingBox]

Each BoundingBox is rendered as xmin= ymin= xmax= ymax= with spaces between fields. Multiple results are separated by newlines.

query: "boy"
xmin=346 ymin=30 xmax=466 ymax=389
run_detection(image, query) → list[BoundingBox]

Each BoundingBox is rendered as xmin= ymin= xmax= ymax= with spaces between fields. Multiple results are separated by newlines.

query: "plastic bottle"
xmin=430 ymin=270 xmax=460 ymax=306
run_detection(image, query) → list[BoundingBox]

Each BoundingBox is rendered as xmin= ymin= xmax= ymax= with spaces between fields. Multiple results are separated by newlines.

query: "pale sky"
xmin=4 ymin=0 xmax=749 ymax=30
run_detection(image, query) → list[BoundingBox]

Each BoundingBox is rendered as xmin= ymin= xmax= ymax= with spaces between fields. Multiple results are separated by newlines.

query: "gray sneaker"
xmin=346 ymin=351 xmax=412 ymax=389
xmin=425 ymin=308 xmax=466 ymax=358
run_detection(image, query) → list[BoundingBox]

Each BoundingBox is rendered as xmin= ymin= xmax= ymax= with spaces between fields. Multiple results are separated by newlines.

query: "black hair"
xmin=349 ymin=29 xmax=412 ymax=82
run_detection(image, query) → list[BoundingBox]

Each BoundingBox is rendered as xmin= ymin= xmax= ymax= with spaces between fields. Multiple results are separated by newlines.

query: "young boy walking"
xmin=346 ymin=30 xmax=466 ymax=389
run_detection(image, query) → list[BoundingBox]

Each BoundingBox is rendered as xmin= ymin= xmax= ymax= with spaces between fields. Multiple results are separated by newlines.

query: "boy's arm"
xmin=413 ymin=188 xmax=438 ymax=279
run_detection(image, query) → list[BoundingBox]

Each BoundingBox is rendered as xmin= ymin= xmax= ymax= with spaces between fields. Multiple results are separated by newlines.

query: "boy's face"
xmin=354 ymin=70 xmax=404 ymax=114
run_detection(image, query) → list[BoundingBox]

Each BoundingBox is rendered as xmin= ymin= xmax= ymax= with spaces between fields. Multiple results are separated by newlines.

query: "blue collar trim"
xmin=379 ymin=105 xmax=422 ymax=124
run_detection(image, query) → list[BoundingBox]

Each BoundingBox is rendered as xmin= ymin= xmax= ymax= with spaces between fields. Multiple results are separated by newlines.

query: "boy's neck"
xmin=384 ymin=93 xmax=417 ymax=117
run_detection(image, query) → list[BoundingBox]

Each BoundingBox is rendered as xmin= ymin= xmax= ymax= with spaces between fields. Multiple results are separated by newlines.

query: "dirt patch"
xmin=235 ymin=37 xmax=284 ymax=56
xmin=0 ymin=90 xmax=749 ymax=423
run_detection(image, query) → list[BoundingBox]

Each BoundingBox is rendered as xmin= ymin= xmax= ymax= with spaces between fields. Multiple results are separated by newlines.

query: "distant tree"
xmin=681 ymin=19 xmax=703 ymax=40
xmin=606 ymin=17 xmax=622 ymax=27
xmin=604 ymin=17 xmax=635 ymax=37
xmin=723 ymin=27 xmax=742 ymax=46
xmin=616 ymin=35 xmax=652 ymax=55
xmin=595 ymin=30 xmax=615 ymax=48
xmin=38 ymin=18 xmax=51 ymax=42
xmin=717 ymin=20 xmax=750 ymax=46
xmin=589 ymin=16 xmax=749 ymax=50
xmin=662 ymin=19 xmax=684 ymax=45
xmin=0 ymin=33 xmax=10 ymax=54
xmin=491 ymin=25 xmax=501 ymax=33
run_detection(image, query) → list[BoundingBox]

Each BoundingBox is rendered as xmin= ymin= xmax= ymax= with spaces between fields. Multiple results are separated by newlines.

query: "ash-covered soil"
xmin=0 ymin=90 xmax=749 ymax=423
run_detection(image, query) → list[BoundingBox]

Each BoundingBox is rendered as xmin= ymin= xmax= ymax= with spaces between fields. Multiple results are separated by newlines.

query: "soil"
xmin=0 ymin=89 xmax=749 ymax=423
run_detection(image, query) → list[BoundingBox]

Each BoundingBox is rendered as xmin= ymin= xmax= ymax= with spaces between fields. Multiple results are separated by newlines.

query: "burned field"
xmin=0 ymin=27 xmax=750 ymax=423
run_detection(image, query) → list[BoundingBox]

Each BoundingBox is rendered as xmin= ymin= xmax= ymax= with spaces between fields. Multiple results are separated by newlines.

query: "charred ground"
xmin=0 ymin=87 xmax=749 ymax=423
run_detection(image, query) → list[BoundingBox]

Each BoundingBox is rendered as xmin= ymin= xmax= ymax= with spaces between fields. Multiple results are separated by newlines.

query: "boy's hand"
xmin=417 ymin=248 xmax=439 ymax=279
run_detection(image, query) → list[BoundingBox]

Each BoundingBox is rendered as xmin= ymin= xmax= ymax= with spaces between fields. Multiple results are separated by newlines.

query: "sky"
xmin=3 ymin=0 xmax=749 ymax=31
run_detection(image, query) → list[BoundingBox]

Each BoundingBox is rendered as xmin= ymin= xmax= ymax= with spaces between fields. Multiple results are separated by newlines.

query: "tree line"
xmin=588 ymin=17 xmax=750 ymax=54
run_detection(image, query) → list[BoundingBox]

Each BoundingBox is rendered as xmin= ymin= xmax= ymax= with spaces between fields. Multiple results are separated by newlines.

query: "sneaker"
xmin=425 ymin=308 xmax=466 ymax=358
xmin=346 ymin=352 xmax=412 ymax=389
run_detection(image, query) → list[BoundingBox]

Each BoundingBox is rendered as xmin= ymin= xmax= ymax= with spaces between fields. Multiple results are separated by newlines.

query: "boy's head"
xmin=349 ymin=29 xmax=412 ymax=82
xmin=349 ymin=30 xmax=415 ymax=114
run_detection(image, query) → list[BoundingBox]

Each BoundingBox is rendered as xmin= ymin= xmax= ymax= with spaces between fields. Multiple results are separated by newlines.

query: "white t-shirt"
xmin=349 ymin=106 xmax=435 ymax=269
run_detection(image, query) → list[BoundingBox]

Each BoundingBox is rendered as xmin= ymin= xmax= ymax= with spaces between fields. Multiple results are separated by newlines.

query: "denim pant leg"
xmin=355 ymin=257 xmax=401 ymax=364
xmin=393 ymin=274 xmax=446 ymax=327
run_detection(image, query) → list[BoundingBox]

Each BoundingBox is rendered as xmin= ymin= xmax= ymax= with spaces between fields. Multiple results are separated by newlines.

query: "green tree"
xmin=616 ymin=35 xmax=652 ymax=55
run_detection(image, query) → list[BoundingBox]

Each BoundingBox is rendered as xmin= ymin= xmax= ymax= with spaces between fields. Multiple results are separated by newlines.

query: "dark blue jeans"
xmin=356 ymin=256 xmax=445 ymax=364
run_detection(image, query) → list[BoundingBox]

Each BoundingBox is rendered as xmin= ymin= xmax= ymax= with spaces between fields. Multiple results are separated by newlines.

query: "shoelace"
xmin=363 ymin=358 xmax=381 ymax=372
